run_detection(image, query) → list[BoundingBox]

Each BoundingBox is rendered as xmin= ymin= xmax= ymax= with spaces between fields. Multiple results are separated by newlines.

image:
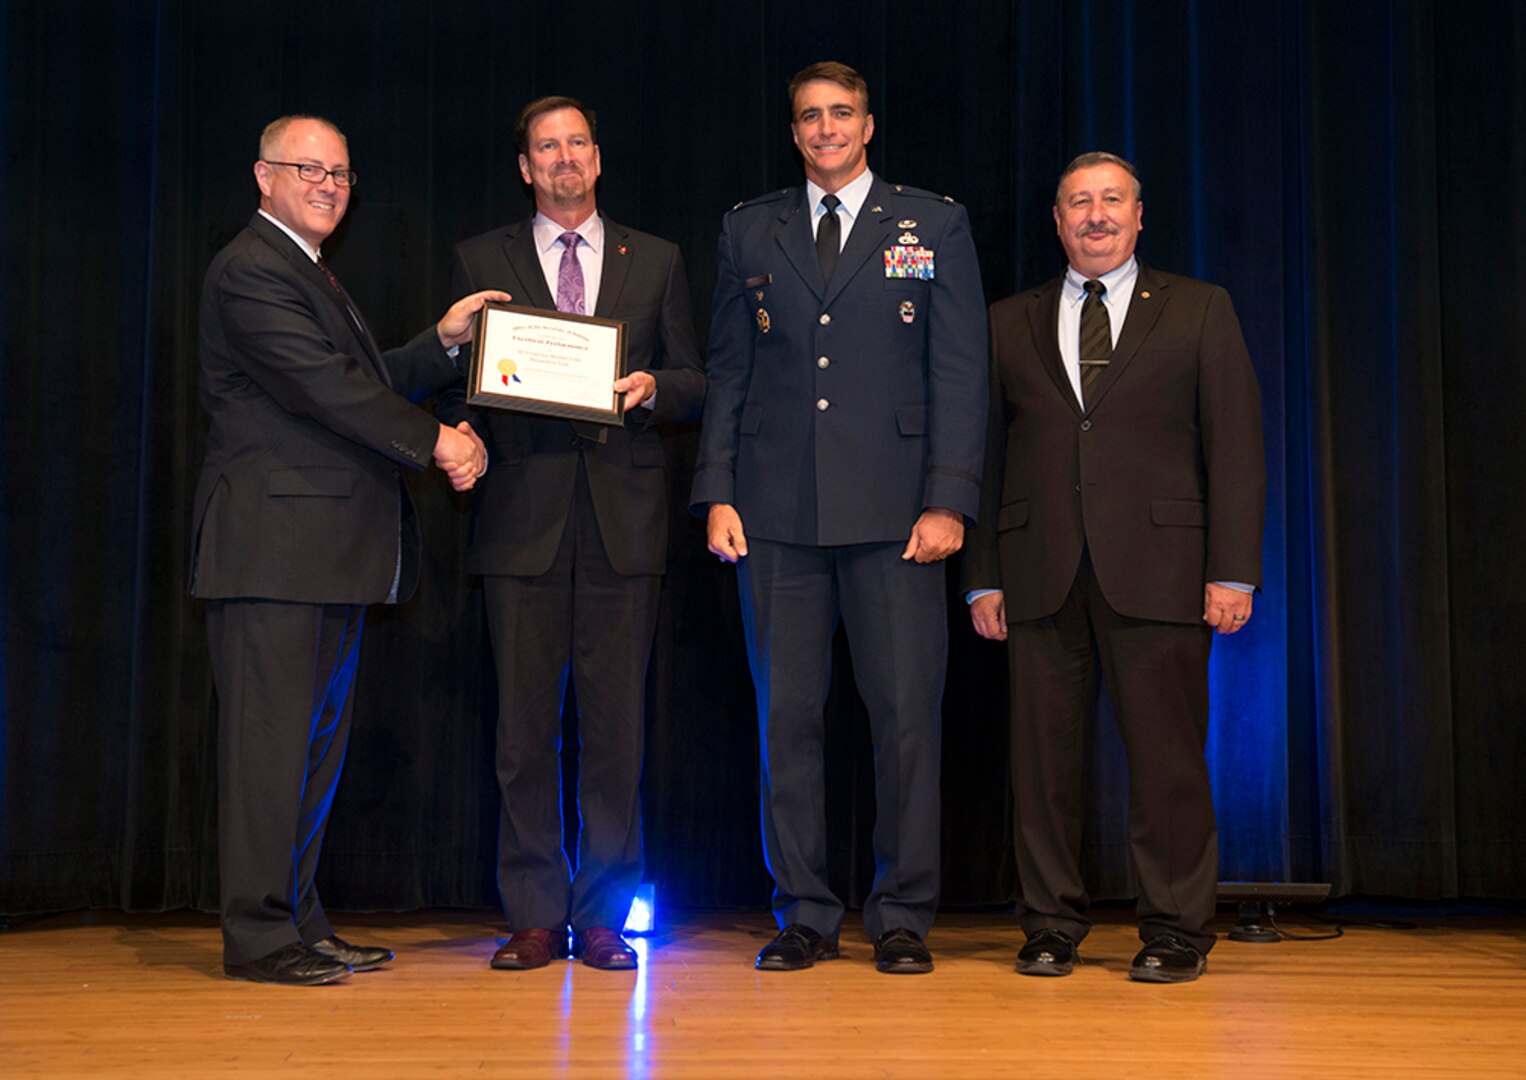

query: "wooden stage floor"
xmin=2 ymin=907 xmax=1523 ymax=1077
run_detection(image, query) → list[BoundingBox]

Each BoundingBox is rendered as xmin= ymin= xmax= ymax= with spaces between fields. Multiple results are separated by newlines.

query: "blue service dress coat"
xmin=690 ymin=175 xmax=987 ymax=942
xmin=691 ymin=176 xmax=987 ymax=537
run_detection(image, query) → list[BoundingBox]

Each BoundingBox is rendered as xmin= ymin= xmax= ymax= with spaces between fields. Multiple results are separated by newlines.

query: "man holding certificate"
xmin=439 ymin=96 xmax=705 ymax=972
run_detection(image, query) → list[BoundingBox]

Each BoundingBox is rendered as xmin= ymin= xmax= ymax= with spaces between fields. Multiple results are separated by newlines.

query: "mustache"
xmin=1075 ymin=220 xmax=1121 ymax=238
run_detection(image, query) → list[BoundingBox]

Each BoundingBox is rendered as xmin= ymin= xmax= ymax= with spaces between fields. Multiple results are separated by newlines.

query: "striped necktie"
xmin=1079 ymin=279 xmax=1112 ymax=408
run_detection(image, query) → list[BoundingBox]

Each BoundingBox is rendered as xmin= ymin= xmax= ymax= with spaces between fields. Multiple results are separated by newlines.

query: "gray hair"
xmin=1055 ymin=151 xmax=1141 ymax=205
xmin=259 ymin=115 xmax=347 ymax=161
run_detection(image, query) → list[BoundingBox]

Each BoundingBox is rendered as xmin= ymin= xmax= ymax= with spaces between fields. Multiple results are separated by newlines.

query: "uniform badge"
xmin=899 ymin=232 xmax=919 ymax=245
xmin=898 ymin=219 xmax=918 ymax=229
xmin=884 ymin=246 xmax=936 ymax=279
xmin=869 ymin=205 xmax=883 ymax=213
xmin=899 ymin=300 xmax=916 ymax=324
xmin=756 ymin=308 xmax=771 ymax=334
xmin=755 ymin=290 xmax=764 ymax=301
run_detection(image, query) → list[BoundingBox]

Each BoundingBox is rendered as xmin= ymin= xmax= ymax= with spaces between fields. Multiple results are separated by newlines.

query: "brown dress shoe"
xmin=491 ymin=927 xmax=568 ymax=970
xmin=576 ymin=926 xmax=638 ymax=970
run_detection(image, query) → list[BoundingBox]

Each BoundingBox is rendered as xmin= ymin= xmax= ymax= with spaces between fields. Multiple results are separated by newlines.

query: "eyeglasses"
xmin=263 ymin=160 xmax=359 ymax=188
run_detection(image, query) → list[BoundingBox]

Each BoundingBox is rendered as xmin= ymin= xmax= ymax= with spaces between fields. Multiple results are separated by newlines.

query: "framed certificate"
xmin=466 ymin=302 xmax=628 ymax=425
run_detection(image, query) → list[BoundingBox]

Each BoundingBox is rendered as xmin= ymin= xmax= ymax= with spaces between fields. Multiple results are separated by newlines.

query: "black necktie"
xmin=1079 ymin=279 xmax=1112 ymax=408
xmin=817 ymin=193 xmax=841 ymax=283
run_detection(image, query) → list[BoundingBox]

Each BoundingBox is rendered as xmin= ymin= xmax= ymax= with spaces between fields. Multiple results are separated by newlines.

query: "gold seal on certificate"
xmin=466 ymin=301 xmax=629 ymax=425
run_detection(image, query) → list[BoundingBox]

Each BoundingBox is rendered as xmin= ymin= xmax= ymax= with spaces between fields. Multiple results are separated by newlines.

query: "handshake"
xmin=434 ymin=421 xmax=487 ymax=492
xmin=428 ymin=286 xmax=508 ymax=492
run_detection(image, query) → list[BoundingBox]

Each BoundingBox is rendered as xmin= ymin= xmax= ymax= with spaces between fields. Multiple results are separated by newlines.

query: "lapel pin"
xmin=1140 ymin=291 xmax=1150 ymax=299
xmin=618 ymin=244 xmax=628 ymax=256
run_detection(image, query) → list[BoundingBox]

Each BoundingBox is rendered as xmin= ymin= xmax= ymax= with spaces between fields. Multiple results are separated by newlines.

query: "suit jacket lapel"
xmin=1087 ymin=262 xmax=1169 ymax=411
xmin=321 ymin=269 xmax=388 ymax=379
xmin=593 ymin=217 xmax=631 ymax=318
xmin=775 ymin=190 xmax=825 ymax=301
xmin=824 ymin=178 xmax=895 ymax=308
xmin=502 ymin=220 xmax=557 ymax=311
xmin=1027 ymin=277 xmax=1080 ymax=416
xmin=247 ymin=213 xmax=388 ymax=382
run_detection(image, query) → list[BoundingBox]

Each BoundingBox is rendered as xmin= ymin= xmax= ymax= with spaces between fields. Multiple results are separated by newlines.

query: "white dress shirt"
xmin=805 ymin=167 xmax=875 ymax=250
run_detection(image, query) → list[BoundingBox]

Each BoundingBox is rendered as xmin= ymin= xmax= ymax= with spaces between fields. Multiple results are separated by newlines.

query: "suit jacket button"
xmin=1080 ymin=419 xmax=1092 ymax=431
xmin=818 ymin=313 xmax=831 ymax=326
xmin=817 ymin=356 xmax=830 ymax=369
xmin=817 ymin=398 xmax=830 ymax=411
xmin=1075 ymin=483 xmax=1082 ymax=493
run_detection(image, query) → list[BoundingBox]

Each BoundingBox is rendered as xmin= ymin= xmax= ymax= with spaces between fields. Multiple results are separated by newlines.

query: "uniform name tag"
xmin=884 ymin=246 xmax=935 ymax=279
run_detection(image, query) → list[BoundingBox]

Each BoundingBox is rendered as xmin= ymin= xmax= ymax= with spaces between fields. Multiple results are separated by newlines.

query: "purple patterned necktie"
xmin=556 ymin=230 xmax=586 ymax=315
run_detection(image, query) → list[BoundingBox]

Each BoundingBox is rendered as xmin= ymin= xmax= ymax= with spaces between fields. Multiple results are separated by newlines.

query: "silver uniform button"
xmin=818 ymin=356 xmax=830 ymax=369
xmin=819 ymin=313 xmax=831 ymax=326
xmin=817 ymin=399 xmax=830 ymax=411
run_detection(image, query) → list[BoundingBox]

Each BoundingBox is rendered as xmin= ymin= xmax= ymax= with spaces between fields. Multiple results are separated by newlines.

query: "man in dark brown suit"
xmin=964 ymin=152 xmax=1265 ymax=983
xmin=438 ymin=97 xmax=705 ymax=972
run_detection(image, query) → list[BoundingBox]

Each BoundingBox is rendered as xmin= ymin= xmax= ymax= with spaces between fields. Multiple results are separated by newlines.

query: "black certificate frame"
xmin=466 ymin=301 xmax=628 ymax=426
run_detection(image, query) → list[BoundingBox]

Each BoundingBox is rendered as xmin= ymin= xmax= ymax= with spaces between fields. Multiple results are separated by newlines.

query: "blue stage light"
xmin=623 ymin=883 xmax=656 ymax=935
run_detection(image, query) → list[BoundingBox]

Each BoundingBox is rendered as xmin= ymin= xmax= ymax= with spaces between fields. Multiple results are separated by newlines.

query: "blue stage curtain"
xmin=2 ymin=0 xmax=1522 ymax=914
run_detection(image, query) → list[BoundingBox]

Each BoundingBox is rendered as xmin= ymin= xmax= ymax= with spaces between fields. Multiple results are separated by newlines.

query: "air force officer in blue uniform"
xmin=690 ymin=61 xmax=987 ymax=974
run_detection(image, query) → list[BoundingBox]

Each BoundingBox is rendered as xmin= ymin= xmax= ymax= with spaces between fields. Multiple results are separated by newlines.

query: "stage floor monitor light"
xmin=1216 ymin=882 xmax=1332 ymax=943
xmin=623 ymin=882 xmax=656 ymax=935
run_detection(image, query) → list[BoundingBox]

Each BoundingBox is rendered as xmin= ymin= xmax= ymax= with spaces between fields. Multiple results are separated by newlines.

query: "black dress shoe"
xmin=224 ymin=942 xmax=351 ymax=986
xmin=1016 ymin=928 xmax=1078 ymax=977
xmin=755 ymin=924 xmax=840 ymax=971
xmin=1129 ymin=934 xmax=1206 ymax=983
xmin=309 ymin=935 xmax=395 ymax=972
xmin=873 ymin=928 xmax=933 ymax=975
